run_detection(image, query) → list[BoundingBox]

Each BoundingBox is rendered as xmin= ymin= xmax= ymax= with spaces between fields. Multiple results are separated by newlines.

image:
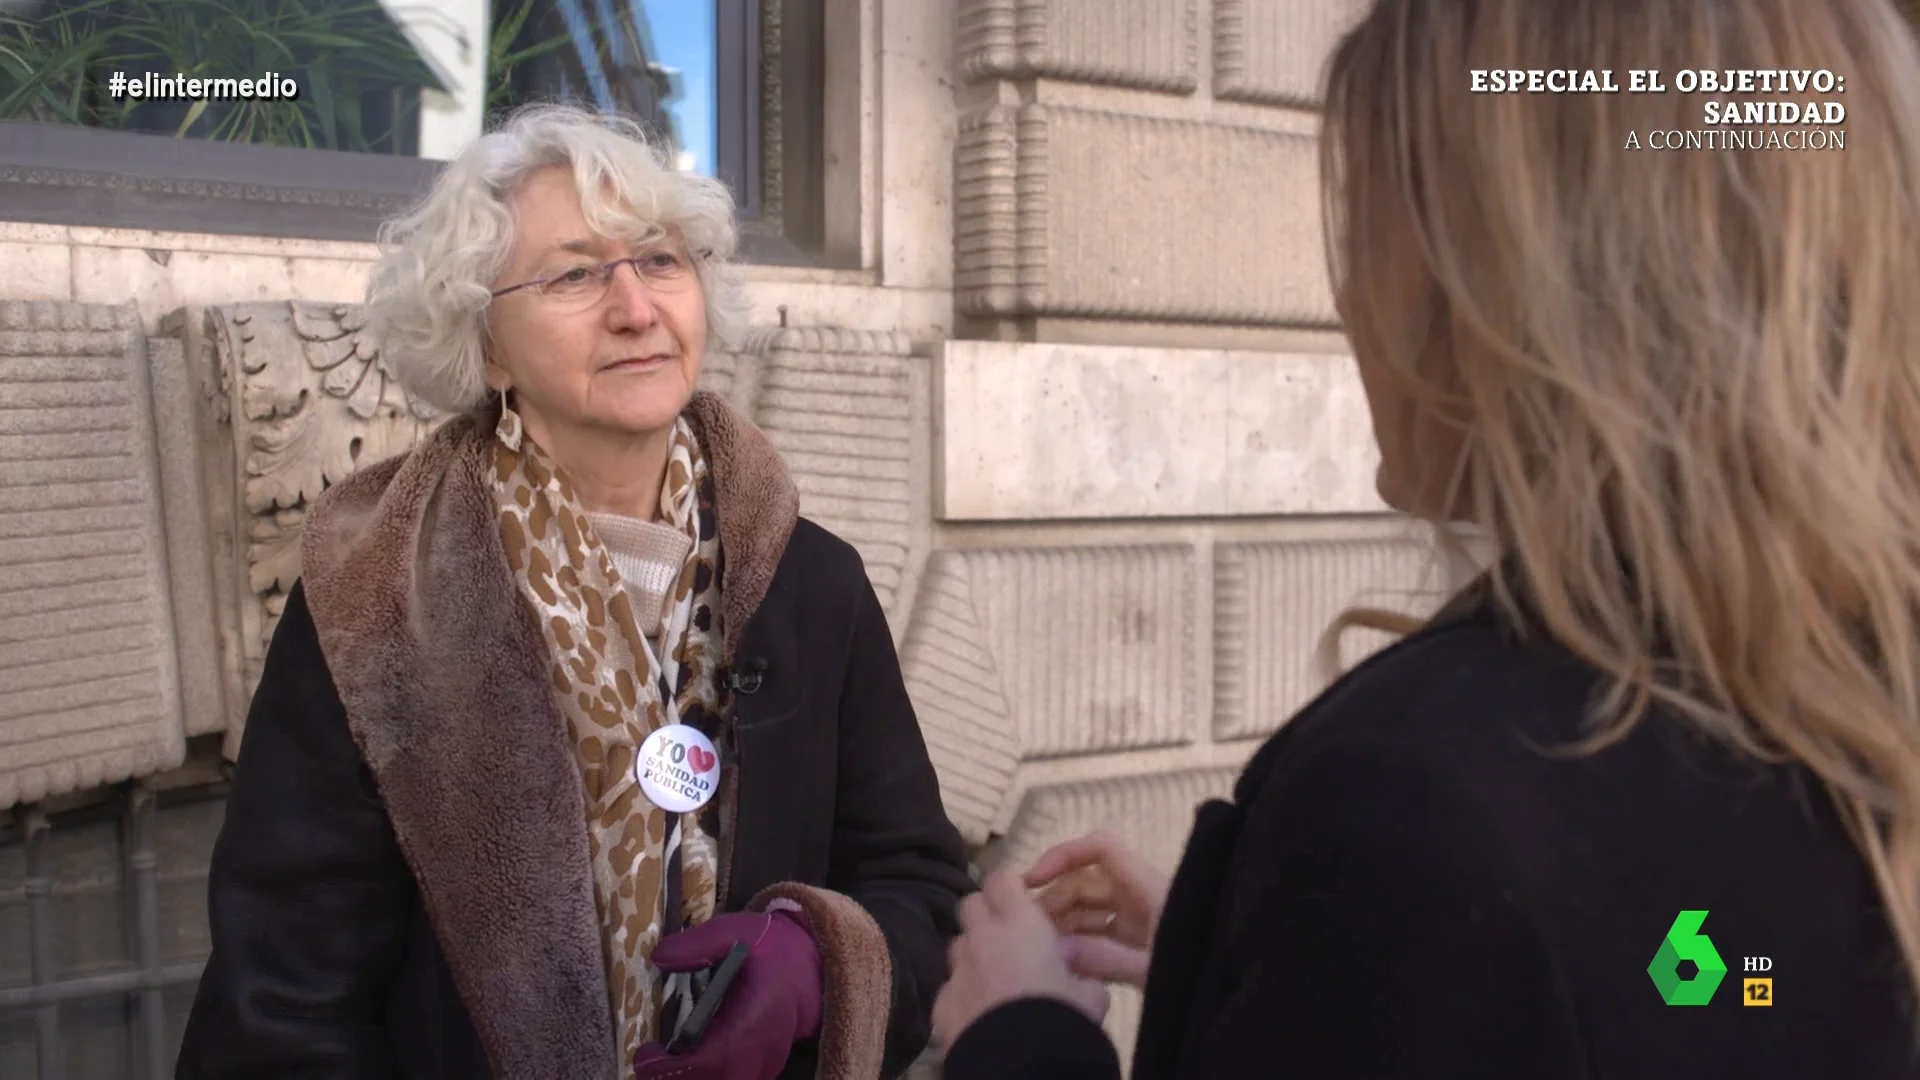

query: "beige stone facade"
xmin=0 ymin=0 xmax=1471 ymax=1070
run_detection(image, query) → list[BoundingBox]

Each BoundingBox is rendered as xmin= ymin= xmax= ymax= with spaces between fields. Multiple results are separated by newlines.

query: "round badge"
xmin=635 ymin=724 xmax=722 ymax=813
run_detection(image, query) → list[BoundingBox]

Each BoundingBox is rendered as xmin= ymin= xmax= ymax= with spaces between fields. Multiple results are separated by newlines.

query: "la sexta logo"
xmin=1647 ymin=909 xmax=1728 ymax=1005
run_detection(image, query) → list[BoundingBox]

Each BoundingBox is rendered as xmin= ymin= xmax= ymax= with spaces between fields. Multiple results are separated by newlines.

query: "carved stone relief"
xmin=0 ymin=300 xmax=218 ymax=807
xmin=901 ymin=544 xmax=1200 ymax=844
xmin=1213 ymin=535 xmax=1445 ymax=738
xmin=721 ymin=326 xmax=927 ymax=626
xmin=199 ymin=302 xmax=442 ymax=748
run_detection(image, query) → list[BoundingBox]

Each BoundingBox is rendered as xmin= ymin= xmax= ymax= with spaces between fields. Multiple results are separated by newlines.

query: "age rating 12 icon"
xmin=1742 ymin=956 xmax=1774 ymax=1006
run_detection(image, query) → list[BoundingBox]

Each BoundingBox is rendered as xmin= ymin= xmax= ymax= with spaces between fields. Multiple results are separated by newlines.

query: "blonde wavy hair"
xmin=1320 ymin=0 xmax=1920 ymax=1008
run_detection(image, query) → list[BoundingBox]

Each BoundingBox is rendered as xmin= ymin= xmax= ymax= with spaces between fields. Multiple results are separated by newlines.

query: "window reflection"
xmin=492 ymin=0 xmax=717 ymax=174
xmin=643 ymin=2 xmax=717 ymax=174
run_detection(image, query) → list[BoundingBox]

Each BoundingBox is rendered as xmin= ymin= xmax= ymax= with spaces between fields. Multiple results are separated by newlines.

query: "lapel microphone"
xmin=725 ymin=657 xmax=767 ymax=694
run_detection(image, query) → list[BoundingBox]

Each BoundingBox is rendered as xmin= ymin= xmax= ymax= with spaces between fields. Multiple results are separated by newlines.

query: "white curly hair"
xmin=364 ymin=102 xmax=751 ymax=415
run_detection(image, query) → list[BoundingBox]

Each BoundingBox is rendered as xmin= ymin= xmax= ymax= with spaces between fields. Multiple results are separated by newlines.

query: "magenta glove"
xmin=632 ymin=909 xmax=824 ymax=1080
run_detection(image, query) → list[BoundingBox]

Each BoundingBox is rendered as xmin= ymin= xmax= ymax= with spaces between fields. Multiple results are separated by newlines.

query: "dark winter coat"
xmin=176 ymin=392 xmax=975 ymax=1080
xmin=944 ymin=582 xmax=1920 ymax=1079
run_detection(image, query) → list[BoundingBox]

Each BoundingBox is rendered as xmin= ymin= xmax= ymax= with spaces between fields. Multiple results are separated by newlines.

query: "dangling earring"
xmin=494 ymin=385 xmax=524 ymax=451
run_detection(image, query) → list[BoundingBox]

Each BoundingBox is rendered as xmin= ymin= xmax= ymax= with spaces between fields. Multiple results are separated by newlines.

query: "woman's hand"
xmin=932 ymin=872 xmax=1111 ymax=1049
xmin=632 ymin=910 xmax=822 ymax=1080
xmin=1024 ymin=831 xmax=1169 ymax=988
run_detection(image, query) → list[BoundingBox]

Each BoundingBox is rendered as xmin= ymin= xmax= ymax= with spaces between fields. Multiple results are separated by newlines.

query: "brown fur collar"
xmin=683 ymin=392 xmax=802 ymax=659
xmin=298 ymin=391 xmax=806 ymax=1078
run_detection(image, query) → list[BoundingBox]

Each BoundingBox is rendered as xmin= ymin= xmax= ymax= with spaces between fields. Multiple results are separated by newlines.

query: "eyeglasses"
xmin=490 ymin=247 xmax=708 ymax=310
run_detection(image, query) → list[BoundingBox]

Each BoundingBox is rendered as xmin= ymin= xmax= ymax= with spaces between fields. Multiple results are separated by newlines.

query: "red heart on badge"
xmin=688 ymin=745 xmax=716 ymax=774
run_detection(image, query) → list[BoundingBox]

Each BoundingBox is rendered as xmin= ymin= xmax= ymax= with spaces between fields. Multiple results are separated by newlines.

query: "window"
xmin=0 ymin=759 xmax=232 ymax=1079
xmin=0 ymin=0 xmax=827 ymax=262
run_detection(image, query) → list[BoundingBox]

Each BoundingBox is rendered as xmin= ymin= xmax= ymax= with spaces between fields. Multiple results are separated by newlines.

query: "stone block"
xmin=0 ymin=240 xmax=71 ymax=302
xmin=1213 ymin=535 xmax=1446 ymax=740
xmin=147 ymin=337 xmax=224 ymax=738
xmin=200 ymin=302 xmax=443 ymax=743
xmin=954 ymin=104 xmax=1334 ymax=326
xmin=936 ymin=339 xmax=1382 ymax=520
xmin=287 ymin=256 xmax=374 ymax=304
xmin=0 ymin=301 xmax=194 ymax=807
xmin=896 ymin=553 xmax=1023 ymax=846
xmin=901 ymin=544 xmax=1199 ymax=843
xmin=1213 ymin=0 xmax=1371 ymax=106
xmin=729 ymin=327 xmax=925 ymax=618
xmin=959 ymin=0 xmax=1198 ymax=93
xmin=879 ymin=0 xmax=959 ymax=291
xmin=72 ymin=246 xmax=296 ymax=330
xmin=741 ymin=277 xmax=955 ymax=343
xmin=0 ymin=223 xmax=70 ymax=245
xmin=64 ymin=226 xmax=376 ymax=262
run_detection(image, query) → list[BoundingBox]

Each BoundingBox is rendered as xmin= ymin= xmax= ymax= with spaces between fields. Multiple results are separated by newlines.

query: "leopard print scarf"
xmin=490 ymin=400 xmax=726 ymax=1066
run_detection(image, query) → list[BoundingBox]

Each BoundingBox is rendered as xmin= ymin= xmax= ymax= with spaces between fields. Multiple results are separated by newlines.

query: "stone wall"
xmin=933 ymin=0 xmax=1451 ymax=1055
xmin=0 ymin=302 xmax=201 ymax=807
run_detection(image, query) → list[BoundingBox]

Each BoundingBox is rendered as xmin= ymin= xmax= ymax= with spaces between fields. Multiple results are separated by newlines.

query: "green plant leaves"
xmin=0 ymin=0 xmax=450 ymax=154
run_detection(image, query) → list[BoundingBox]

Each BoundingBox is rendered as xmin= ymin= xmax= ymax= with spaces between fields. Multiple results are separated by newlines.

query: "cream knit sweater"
xmin=586 ymin=511 xmax=693 ymax=651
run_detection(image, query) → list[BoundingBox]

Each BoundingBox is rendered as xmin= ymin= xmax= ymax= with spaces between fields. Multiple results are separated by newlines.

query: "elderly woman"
xmin=931 ymin=0 xmax=1920 ymax=1077
xmin=175 ymin=103 xmax=973 ymax=1080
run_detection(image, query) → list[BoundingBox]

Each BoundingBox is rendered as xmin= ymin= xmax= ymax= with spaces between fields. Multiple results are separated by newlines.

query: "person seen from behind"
xmin=930 ymin=0 xmax=1920 ymax=1076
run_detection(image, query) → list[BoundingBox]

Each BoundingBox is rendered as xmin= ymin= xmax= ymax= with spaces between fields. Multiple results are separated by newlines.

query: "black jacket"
xmin=176 ymin=397 xmax=974 ymax=1079
xmin=945 ymin=591 xmax=1920 ymax=1079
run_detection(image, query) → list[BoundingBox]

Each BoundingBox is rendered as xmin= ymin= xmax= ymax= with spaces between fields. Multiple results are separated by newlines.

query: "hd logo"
xmin=1647 ymin=910 xmax=1728 ymax=1005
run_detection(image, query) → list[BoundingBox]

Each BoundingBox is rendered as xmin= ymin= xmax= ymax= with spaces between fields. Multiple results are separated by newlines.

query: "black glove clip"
xmin=665 ymin=941 xmax=751 ymax=1055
